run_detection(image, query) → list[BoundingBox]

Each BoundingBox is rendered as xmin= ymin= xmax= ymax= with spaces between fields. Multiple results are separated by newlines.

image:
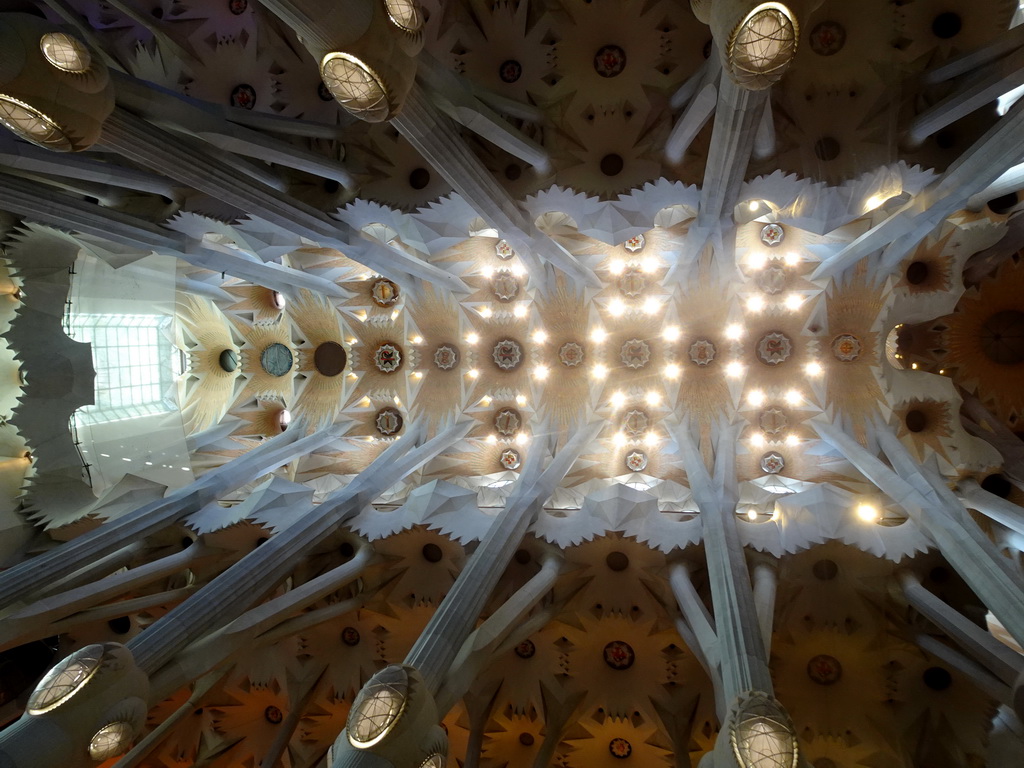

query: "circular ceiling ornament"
xmin=264 ymin=705 xmax=283 ymax=724
xmin=371 ymin=278 xmax=401 ymax=307
xmin=514 ymin=639 xmax=535 ymax=658
xmin=375 ymin=407 xmax=403 ymax=436
xmin=809 ymin=21 xmax=845 ymax=56
xmin=346 ymin=665 xmax=409 ymax=747
xmin=760 ymin=223 xmax=785 ymax=247
xmin=219 ymin=348 xmax=239 ymax=373
xmin=373 ymin=343 xmax=403 ymax=373
xmin=618 ymin=266 xmax=646 ymax=298
xmin=491 ymin=270 xmax=520 ymax=302
xmin=0 ymin=95 xmax=73 ymax=152
xmin=383 ymin=0 xmax=424 ymax=34
xmin=623 ymin=409 xmax=649 ymax=439
xmin=342 ymin=626 xmax=361 ymax=646
xmin=760 ymin=451 xmax=785 ymax=474
xmin=496 ymin=239 xmax=515 ymax=260
xmin=625 ymin=450 xmax=648 ymax=472
xmin=559 ymin=342 xmax=585 ymax=367
xmin=314 ymin=341 xmax=347 ymax=376
xmin=492 ymin=339 xmax=523 ymax=370
xmin=603 ymin=640 xmax=636 ymax=670
xmin=831 ymin=334 xmax=861 ymax=362
xmin=594 ymin=45 xmax=627 ymax=78
xmin=759 ymin=407 xmax=787 ymax=436
xmin=40 ymin=32 xmax=92 ymax=73
xmin=729 ymin=691 xmax=799 ymax=768
xmin=620 ymin=338 xmax=651 ymax=370
xmin=806 ymin=654 xmax=842 ymax=685
xmin=499 ymin=60 xmax=523 ymax=83
xmin=230 ymin=84 xmax=256 ymax=110
xmin=494 ymin=408 xmax=522 ymax=436
xmin=420 ymin=755 xmax=445 ymax=768
xmin=690 ymin=339 xmax=716 ymax=366
xmin=260 ymin=343 xmax=294 ymax=377
xmin=624 ymin=234 xmax=646 ymax=253
xmin=320 ymin=52 xmax=391 ymax=123
xmin=757 ymin=265 xmax=787 ymax=294
xmin=757 ymin=332 xmax=792 ymax=365
xmin=229 ymin=0 xmax=248 ymax=15
xmin=609 ymin=738 xmax=633 ymax=759
xmin=727 ymin=3 xmax=799 ymax=90
xmin=500 ymin=448 xmax=522 ymax=470
xmin=88 ymin=721 xmax=133 ymax=761
xmin=433 ymin=344 xmax=459 ymax=370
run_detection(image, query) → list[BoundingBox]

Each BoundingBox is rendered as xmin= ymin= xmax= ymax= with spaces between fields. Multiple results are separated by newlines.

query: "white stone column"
xmin=960 ymin=479 xmax=1024 ymax=538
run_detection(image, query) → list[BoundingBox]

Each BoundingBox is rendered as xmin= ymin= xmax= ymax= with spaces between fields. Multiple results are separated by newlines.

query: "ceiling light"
xmin=663 ymin=325 xmax=681 ymax=341
xmin=805 ymin=361 xmax=823 ymax=376
xmin=664 ymin=363 xmax=682 ymax=379
xmin=411 ymin=371 xmax=422 ymax=379
xmin=613 ymin=431 xmax=627 ymax=446
xmin=784 ymin=389 xmax=801 ymax=405
xmin=747 ymin=508 xmax=758 ymax=521
xmin=609 ymin=258 xmax=625 ymax=275
xmin=510 ymin=263 xmax=526 ymax=277
xmin=865 ymin=194 xmax=885 ymax=211
xmin=466 ymin=333 xmax=479 ymax=344
xmin=467 ymin=368 xmax=479 ymax=378
xmin=784 ymin=293 xmax=802 ymax=311
xmin=534 ymin=365 xmax=549 ymax=380
xmin=726 ymin=361 xmax=744 ymax=378
xmin=641 ymin=257 xmax=657 ymax=273
xmin=747 ymin=252 xmax=768 ymax=271
xmin=725 ymin=324 xmax=744 ymax=340
xmin=609 ymin=298 xmax=626 ymax=316
xmin=747 ymin=389 xmax=766 ymax=407
xmin=750 ymin=432 xmax=766 ymax=447
xmin=515 ymin=432 xmax=528 ymax=445
xmin=592 ymin=363 xmax=608 ymax=379
xmin=479 ymin=306 xmax=492 ymax=318
xmin=591 ymin=328 xmax=607 ymax=343
xmin=513 ymin=304 xmax=527 ymax=318
xmin=411 ymin=336 xmax=423 ymax=344
xmin=856 ymin=503 xmax=880 ymax=522
xmin=644 ymin=431 xmax=658 ymax=445
xmin=486 ymin=434 xmax=497 ymax=444
xmin=783 ymin=251 xmax=800 ymax=266
xmin=481 ymin=265 xmax=494 ymax=278
xmin=532 ymin=329 xmax=547 ymax=343
xmin=642 ymin=297 xmax=659 ymax=315
xmin=746 ymin=295 xmax=765 ymax=312
xmin=748 ymin=200 xmax=760 ymax=212
xmin=515 ymin=395 xmax=526 ymax=406
xmin=645 ymin=390 xmax=661 ymax=406
xmin=481 ymin=396 xmax=492 ymax=406
xmin=610 ymin=391 xmax=625 ymax=408
xmin=785 ymin=434 xmax=799 ymax=446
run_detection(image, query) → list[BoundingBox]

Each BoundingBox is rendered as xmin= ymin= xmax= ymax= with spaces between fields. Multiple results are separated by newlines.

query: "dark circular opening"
xmin=323 ymin=179 xmax=340 ymax=194
xmin=181 ymin=536 xmax=194 ymax=550
xmin=514 ymin=548 xmax=532 ymax=564
xmin=987 ymin=192 xmax=1019 ymax=215
xmin=519 ymin=733 xmax=535 ymax=746
xmin=314 ymin=341 xmax=347 ymax=376
xmin=107 ymin=617 xmax=132 ymax=635
xmin=255 ymin=536 xmax=268 ymax=548
xmin=814 ymin=137 xmax=841 ymax=162
xmin=929 ymin=566 xmax=950 ymax=583
xmin=981 ymin=473 xmax=1013 ymax=498
xmin=499 ymin=60 xmax=523 ymax=83
xmin=606 ymin=551 xmax=630 ymax=571
xmin=702 ymin=39 xmax=713 ymax=59
xmin=505 ymin=163 xmax=522 ymax=181
xmin=409 ymin=168 xmax=431 ymax=190
xmin=905 ymin=409 xmax=928 ymax=433
xmin=218 ymin=348 xmax=238 ymax=373
xmin=339 ymin=541 xmax=355 ymax=559
xmin=264 ymin=705 xmax=283 ymax=724
xmin=600 ymin=154 xmax=624 ymax=177
xmin=906 ymin=261 xmax=929 ymax=285
xmin=932 ymin=12 xmax=962 ymax=39
xmin=152 ymin=6 xmax=164 ymax=18
xmin=812 ymin=559 xmax=839 ymax=581
xmin=981 ymin=310 xmax=1024 ymax=364
xmin=923 ymin=666 xmax=953 ymax=690
xmin=935 ymin=129 xmax=956 ymax=149
xmin=194 ymin=708 xmax=204 ymax=716
xmin=422 ymin=543 xmax=443 ymax=563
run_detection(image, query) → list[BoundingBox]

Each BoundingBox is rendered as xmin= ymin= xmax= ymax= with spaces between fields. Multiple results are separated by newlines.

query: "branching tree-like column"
xmin=0 ymin=422 xmax=341 ymax=611
xmin=329 ymin=421 xmax=601 ymax=768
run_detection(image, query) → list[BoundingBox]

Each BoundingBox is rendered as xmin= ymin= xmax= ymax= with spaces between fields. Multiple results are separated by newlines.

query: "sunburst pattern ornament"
xmin=433 ymin=345 xmax=459 ymax=370
xmin=759 ymin=407 xmax=788 ymax=436
xmin=831 ymin=334 xmax=861 ymax=362
xmin=618 ymin=266 xmax=646 ymax=298
xmin=374 ymin=343 xmax=403 ymax=373
xmin=760 ymin=451 xmax=785 ymax=474
xmin=559 ymin=342 xmax=585 ymax=367
xmin=371 ymin=278 xmax=401 ymax=307
xmin=491 ymin=271 xmax=520 ymax=302
xmin=492 ymin=339 xmax=523 ymax=371
xmin=620 ymin=338 xmax=651 ymax=369
xmin=690 ymin=339 xmax=717 ymax=366
xmin=495 ymin=240 xmax=514 ymax=260
xmin=624 ymin=234 xmax=646 ymax=253
xmin=760 ymin=223 xmax=785 ymax=247
xmin=494 ymin=408 xmax=522 ymax=436
xmin=375 ymin=407 xmax=403 ymax=436
xmin=625 ymin=450 xmax=648 ymax=472
xmin=499 ymin=448 xmax=521 ymax=470
xmin=757 ymin=332 xmax=792 ymax=365
xmin=622 ymin=410 xmax=649 ymax=439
